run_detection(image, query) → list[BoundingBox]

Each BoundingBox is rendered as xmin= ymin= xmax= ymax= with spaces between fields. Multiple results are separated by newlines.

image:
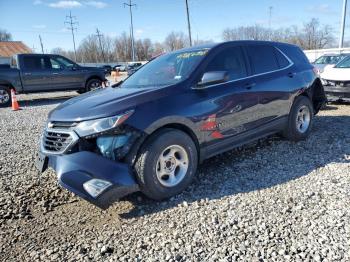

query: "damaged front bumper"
xmin=36 ymin=151 xmax=139 ymax=209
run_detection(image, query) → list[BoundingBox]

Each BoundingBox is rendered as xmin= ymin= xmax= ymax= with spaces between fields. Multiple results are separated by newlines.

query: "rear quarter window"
xmin=274 ymin=48 xmax=291 ymax=68
xmin=278 ymin=45 xmax=310 ymax=67
xmin=246 ymin=45 xmax=279 ymax=74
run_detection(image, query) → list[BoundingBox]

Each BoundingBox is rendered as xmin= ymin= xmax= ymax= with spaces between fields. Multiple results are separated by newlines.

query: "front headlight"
xmin=74 ymin=110 xmax=134 ymax=137
xmin=320 ymin=79 xmax=327 ymax=85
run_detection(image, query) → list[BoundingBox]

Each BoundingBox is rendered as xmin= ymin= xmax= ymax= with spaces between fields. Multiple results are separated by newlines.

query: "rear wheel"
xmin=135 ymin=129 xmax=198 ymax=200
xmin=0 ymin=86 xmax=11 ymax=107
xmin=283 ymin=96 xmax=313 ymax=141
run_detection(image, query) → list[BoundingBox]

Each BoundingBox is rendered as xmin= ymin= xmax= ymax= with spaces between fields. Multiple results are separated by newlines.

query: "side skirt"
xmin=201 ymin=116 xmax=288 ymax=160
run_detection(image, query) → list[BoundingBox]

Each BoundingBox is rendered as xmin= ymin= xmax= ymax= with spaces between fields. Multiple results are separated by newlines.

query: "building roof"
xmin=0 ymin=41 xmax=32 ymax=57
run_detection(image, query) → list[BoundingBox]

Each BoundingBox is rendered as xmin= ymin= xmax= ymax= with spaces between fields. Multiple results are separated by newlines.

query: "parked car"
xmin=312 ymin=53 xmax=349 ymax=74
xmin=320 ymin=55 xmax=350 ymax=101
xmin=127 ymin=62 xmax=143 ymax=76
xmin=101 ymin=65 xmax=112 ymax=75
xmin=113 ymin=64 xmax=126 ymax=72
xmin=37 ymin=41 xmax=326 ymax=209
xmin=0 ymin=54 xmax=107 ymax=107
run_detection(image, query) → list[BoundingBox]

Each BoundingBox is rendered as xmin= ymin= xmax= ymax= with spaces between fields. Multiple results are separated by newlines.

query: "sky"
xmin=0 ymin=0 xmax=349 ymax=52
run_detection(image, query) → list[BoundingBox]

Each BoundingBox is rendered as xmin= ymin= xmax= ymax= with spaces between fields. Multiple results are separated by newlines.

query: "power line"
xmin=39 ymin=35 xmax=44 ymax=54
xmin=124 ymin=0 xmax=136 ymax=61
xmin=96 ymin=28 xmax=106 ymax=63
xmin=64 ymin=11 xmax=78 ymax=61
xmin=185 ymin=0 xmax=192 ymax=46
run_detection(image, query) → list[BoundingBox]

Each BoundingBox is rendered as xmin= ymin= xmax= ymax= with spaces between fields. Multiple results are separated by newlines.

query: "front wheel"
xmin=0 ymin=86 xmax=11 ymax=107
xmin=135 ymin=129 xmax=198 ymax=200
xmin=283 ymin=96 xmax=314 ymax=141
xmin=86 ymin=78 xmax=102 ymax=92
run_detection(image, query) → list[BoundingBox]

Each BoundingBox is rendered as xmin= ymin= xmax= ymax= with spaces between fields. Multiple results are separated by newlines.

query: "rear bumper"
xmin=323 ymin=85 xmax=350 ymax=100
xmin=37 ymin=151 xmax=139 ymax=209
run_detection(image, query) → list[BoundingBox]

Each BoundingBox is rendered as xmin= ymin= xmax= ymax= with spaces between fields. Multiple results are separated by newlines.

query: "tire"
xmin=135 ymin=129 xmax=198 ymax=200
xmin=85 ymin=78 xmax=102 ymax=92
xmin=0 ymin=86 xmax=11 ymax=108
xmin=283 ymin=96 xmax=314 ymax=141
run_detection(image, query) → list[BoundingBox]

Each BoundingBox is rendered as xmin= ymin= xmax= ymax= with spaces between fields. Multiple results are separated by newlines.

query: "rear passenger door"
xmin=20 ymin=55 xmax=52 ymax=92
xmin=245 ymin=44 xmax=296 ymax=125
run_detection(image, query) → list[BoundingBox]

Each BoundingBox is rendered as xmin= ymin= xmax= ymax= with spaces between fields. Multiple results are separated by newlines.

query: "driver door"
xmin=197 ymin=45 xmax=261 ymax=148
xmin=49 ymin=56 xmax=85 ymax=90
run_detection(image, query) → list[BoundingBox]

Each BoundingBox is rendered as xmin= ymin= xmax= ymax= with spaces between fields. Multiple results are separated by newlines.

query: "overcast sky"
xmin=0 ymin=0 xmax=349 ymax=52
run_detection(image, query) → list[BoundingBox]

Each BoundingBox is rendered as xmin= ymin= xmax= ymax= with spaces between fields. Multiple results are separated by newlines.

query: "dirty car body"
xmin=37 ymin=41 xmax=326 ymax=209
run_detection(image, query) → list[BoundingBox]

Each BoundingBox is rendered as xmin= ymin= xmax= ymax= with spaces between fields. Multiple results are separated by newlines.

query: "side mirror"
xmin=196 ymin=71 xmax=229 ymax=88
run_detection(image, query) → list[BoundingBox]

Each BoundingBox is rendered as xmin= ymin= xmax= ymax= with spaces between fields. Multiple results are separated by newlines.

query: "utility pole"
xmin=268 ymin=6 xmax=273 ymax=41
xmin=268 ymin=6 xmax=273 ymax=29
xmin=339 ymin=0 xmax=347 ymax=49
xmin=65 ymin=11 xmax=78 ymax=62
xmin=39 ymin=35 xmax=44 ymax=54
xmin=96 ymin=28 xmax=106 ymax=62
xmin=185 ymin=0 xmax=192 ymax=46
xmin=124 ymin=0 xmax=136 ymax=61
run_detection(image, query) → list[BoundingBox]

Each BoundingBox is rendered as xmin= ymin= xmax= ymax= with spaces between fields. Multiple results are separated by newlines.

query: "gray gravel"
xmin=0 ymin=92 xmax=349 ymax=261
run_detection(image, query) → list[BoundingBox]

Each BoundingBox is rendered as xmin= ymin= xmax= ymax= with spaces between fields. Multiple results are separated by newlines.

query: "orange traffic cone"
xmin=11 ymin=89 xmax=20 ymax=111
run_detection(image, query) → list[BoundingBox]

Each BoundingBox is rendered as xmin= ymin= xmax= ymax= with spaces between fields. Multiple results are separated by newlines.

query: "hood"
xmin=48 ymin=86 xmax=163 ymax=122
xmin=321 ymin=67 xmax=350 ymax=81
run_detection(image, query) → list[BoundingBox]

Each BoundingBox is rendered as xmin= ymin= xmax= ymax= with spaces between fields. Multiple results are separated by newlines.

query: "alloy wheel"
xmin=296 ymin=105 xmax=311 ymax=133
xmin=156 ymin=145 xmax=189 ymax=187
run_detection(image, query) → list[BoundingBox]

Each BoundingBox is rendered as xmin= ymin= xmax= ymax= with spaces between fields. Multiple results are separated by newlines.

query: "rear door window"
xmin=246 ymin=45 xmax=279 ymax=74
xmin=22 ymin=56 xmax=46 ymax=70
xmin=274 ymin=48 xmax=291 ymax=68
xmin=204 ymin=46 xmax=248 ymax=81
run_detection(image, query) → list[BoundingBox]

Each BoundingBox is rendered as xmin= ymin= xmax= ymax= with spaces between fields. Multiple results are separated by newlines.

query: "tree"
xmin=164 ymin=32 xmax=188 ymax=51
xmin=0 ymin=29 xmax=12 ymax=41
xmin=221 ymin=18 xmax=335 ymax=50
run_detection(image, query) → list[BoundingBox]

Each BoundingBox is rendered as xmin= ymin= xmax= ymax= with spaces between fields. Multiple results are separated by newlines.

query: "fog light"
xmin=83 ymin=179 xmax=112 ymax=198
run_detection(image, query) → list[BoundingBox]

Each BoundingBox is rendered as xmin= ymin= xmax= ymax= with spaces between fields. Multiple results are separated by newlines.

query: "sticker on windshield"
xmin=174 ymin=75 xmax=182 ymax=80
xmin=176 ymin=49 xmax=209 ymax=59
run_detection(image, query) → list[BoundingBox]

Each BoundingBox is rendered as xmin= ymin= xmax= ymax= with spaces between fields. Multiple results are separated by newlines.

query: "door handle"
xmin=288 ymin=72 xmax=296 ymax=78
xmin=52 ymin=72 xmax=60 ymax=75
xmin=245 ymin=83 xmax=256 ymax=89
xmin=24 ymin=72 xmax=32 ymax=76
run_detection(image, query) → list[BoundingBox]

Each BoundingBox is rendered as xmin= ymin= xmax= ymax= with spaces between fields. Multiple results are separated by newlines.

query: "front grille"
xmin=43 ymin=130 xmax=73 ymax=153
xmin=326 ymin=80 xmax=350 ymax=87
xmin=49 ymin=121 xmax=78 ymax=130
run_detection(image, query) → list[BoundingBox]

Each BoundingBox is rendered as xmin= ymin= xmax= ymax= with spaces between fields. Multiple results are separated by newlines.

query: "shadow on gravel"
xmin=18 ymin=94 xmax=77 ymax=108
xmin=119 ymin=114 xmax=350 ymax=219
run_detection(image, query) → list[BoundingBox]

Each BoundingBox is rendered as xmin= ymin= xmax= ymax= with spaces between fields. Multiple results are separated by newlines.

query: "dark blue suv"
xmin=37 ymin=41 xmax=326 ymax=209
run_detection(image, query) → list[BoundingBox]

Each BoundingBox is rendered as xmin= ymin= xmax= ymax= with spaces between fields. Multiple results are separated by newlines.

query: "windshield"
xmin=121 ymin=49 xmax=209 ymax=88
xmin=314 ymin=55 xmax=343 ymax=65
xmin=335 ymin=56 xmax=350 ymax=68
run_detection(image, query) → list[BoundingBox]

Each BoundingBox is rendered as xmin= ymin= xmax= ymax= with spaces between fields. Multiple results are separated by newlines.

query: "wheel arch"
xmin=126 ymin=120 xmax=202 ymax=167
xmin=85 ymin=75 xmax=104 ymax=86
xmin=295 ymin=78 xmax=326 ymax=114
xmin=0 ymin=81 xmax=16 ymax=92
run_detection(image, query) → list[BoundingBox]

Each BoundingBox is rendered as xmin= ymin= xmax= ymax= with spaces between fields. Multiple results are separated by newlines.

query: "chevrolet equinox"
xmin=37 ymin=41 xmax=326 ymax=209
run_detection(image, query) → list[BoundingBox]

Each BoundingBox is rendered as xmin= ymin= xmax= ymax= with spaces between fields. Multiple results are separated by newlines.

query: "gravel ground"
xmin=0 ymin=92 xmax=349 ymax=261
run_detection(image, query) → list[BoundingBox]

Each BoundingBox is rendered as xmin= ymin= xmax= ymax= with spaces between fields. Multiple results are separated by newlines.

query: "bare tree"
xmin=223 ymin=25 xmax=270 ymax=41
xmin=0 ymin=29 xmax=12 ymax=41
xmin=114 ymin=32 xmax=132 ymax=62
xmin=135 ymin=38 xmax=153 ymax=61
xmin=222 ymin=18 xmax=334 ymax=50
xmin=164 ymin=32 xmax=188 ymax=51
